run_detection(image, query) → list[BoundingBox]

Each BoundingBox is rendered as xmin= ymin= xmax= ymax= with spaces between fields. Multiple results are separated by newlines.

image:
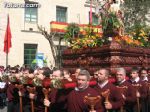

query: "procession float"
xmin=61 ymin=0 xmax=150 ymax=74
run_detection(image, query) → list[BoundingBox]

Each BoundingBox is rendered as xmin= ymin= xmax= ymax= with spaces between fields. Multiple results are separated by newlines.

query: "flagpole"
xmin=6 ymin=15 xmax=8 ymax=68
xmin=90 ymin=0 xmax=93 ymax=25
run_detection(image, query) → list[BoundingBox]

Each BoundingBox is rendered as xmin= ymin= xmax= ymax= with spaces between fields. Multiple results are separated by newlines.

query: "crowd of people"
xmin=0 ymin=65 xmax=150 ymax=112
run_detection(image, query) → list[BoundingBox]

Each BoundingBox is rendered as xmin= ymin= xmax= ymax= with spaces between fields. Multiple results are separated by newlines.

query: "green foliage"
xmin=124 ymin=0 xmax=150 ymax=32
xmin=102 ymin=12 xmax=122 ymax=31
xmin=64 ymin=23 xmax=80 ymax=41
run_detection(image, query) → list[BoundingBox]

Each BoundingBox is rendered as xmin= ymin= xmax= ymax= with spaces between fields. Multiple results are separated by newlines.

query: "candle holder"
xmin=27 ymin=86 xmax=36 ymax=112
xmin=116 ymin=86 xmax=127 ymax=95
xmin=101 ymin=89 xmax=110 ymax=102
xmin=132 ymin=84 xmax=142 ymax=112
xmin=84 ymin=95 xmax=101 ymax=111
xmin=43 ymin=88 xmax=51 ymax=112
xmin=116 ymin=86 xmax=128 ymax=112
xmin=15 ymin=84 xmax=24 ymax=112
xmin=101 ymin=89 xmax=110 ymax=112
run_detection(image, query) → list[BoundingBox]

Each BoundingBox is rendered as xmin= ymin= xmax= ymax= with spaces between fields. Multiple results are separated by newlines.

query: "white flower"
xmin=102 ymin=39 xmax=105 ymax=42
xmin=108 ymin=37 xmax=113 ymax=41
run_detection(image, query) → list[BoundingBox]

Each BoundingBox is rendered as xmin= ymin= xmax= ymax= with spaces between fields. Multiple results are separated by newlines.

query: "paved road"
xmin=0 ymin=106 xmax=7 ymax=112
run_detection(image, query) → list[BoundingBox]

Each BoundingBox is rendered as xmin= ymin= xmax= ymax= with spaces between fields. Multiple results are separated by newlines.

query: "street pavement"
xmin=0 ymin=106 xmax=7 ymax=112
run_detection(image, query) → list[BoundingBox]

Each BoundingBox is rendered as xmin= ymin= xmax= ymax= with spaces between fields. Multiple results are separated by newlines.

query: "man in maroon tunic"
xmin=94 ymin=68 xmax=124 ymax=112
xmin=115 ymin=68 xmax=136 ymax=112
xmin=44 ymin=69 xmax=72 ymax=112
xmin=67 ymin=70 xmax=102 ymax=112
xmin=129 ymin=68 xmax=148 ymax=112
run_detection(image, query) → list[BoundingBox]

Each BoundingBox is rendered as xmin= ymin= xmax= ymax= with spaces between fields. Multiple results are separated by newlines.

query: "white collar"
xmin=119 ymin=79 xmax=126 ymax=84
xmin=141 ymin=76 xmax=148 ymax=81
xmin=75 ymin=85 xmax=89 ymax=91
xmin=98 ymin=80 xmax=108 ymax=88
xmin=132 ymin=77 xmax=140 ymax=83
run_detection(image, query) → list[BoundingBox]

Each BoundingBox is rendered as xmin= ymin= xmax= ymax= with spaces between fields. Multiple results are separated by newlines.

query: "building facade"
xmin=0 ymin=0 xmax=99 ymax=68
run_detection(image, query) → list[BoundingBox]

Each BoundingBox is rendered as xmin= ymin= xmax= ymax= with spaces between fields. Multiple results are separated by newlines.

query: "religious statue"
xmin=94 ymin=0 xmax=125 ymax=36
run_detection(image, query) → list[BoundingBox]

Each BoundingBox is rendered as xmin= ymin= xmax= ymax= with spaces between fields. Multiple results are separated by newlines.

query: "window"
xmin=24 ymin=44 xmax=37 ymax=66
xmin=89 ymin=12 xmax=99 ymax=25
xmin=25 ymin=3 xmax=38 ymax=22
xmin=56 ymin=6 xmax=67 ymax=22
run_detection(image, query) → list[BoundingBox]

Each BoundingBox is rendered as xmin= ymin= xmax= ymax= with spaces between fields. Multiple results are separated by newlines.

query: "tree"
xmin=124 ymin=0 xmax=150 ymax=32
xmin=37 ymin=25 xmax=63 ymax=68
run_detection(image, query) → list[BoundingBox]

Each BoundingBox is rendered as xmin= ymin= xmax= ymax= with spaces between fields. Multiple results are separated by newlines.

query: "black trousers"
xmin=7 ymin=101 xmax=20 ymax=112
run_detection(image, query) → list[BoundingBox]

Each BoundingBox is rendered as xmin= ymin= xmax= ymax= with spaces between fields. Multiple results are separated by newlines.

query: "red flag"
xmin=4 ymin=15 xmax=12 ymax=54
xmin=90 ymin=0 xmax=93 ymax=25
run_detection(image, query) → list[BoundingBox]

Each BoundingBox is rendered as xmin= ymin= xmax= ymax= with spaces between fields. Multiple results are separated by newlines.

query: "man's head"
xmin=130 ymin=67 xmax=139 ymax=79
xmin=63 ymin=69 xmax=71 ymax=79
xmin=74 ymin=67 xmax=85 ymax=78
xmin=147 ymin=68 xmax=150 ymax=76
xmin=140 ymin=68 xmax=148 ymax=78
xmin=77 ymin=70 xmax=91 ymax=90
xmin=94 ymin=70 xmax=99 ymax=79
xmin=97 ymin=68 xmax=109 ymax=83
xmin=116 ymin=68 xmax=126 ymax=82
xmin=52 ymin=69 xmax=63 ymax=79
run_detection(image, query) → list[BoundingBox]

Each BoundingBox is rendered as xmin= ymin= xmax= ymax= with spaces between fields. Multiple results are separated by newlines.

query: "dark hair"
xmin=43 ymin=67 xmax=52 ymax=77
xmin=63 ymin=69 xmax=71 ymax=75
xmin=10 ymin=67 xmax=19 ymax=73
xmin=139 ymin=67 xmax=147 ymax=73
xmin=29 ymin=68 xmax=34 ymax=74
xmin=131 ymin=67 xmax=139 ymax=74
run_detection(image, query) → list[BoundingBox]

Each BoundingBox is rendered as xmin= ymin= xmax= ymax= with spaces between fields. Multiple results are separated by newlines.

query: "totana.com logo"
xmin=4 ymin=2 xmax=41 ymax=8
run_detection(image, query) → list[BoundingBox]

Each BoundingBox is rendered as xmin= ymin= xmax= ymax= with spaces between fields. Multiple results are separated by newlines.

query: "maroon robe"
xmin=117 ymin=80 xmax=136 ymax=103
xmin=94 ymin=82 xmax=124 ymax=112
xmin=49 ymin=88 xmax=72 ymax=112
xmin=67 ymin=87 xmax=102 ymax=112
xmin=7 ymin=82 xmax=19 ymax=102
xmin=116 ymin=80 xmax=136 ymax=111
xmin=34 ymin=86 xmax=45 ymax=112
xmin=129 ymin=79 xmax=148 ymax=112
xmin=129 ymin=79 xmax=147 ymax=99
xmin=6 ymin=82 xmax=21 ymax=112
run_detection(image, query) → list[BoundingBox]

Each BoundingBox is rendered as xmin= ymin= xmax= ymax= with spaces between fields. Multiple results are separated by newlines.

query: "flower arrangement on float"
xmin=64 ymin=23 xmax=150 ymax=49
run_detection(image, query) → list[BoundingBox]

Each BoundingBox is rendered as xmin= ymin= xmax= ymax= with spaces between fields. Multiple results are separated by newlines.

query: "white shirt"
xmin=0 ymin=82 xmax=6 ymax=89
xmin=131 ymin=77 xmax=140 ymax=83
xmin=141 ymin=76 xmax=148 ymax=81
xmin=98 ymin=80 xmax=108 ymax=88
xmin=119 ymin=79 xmax=126 ymax=84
